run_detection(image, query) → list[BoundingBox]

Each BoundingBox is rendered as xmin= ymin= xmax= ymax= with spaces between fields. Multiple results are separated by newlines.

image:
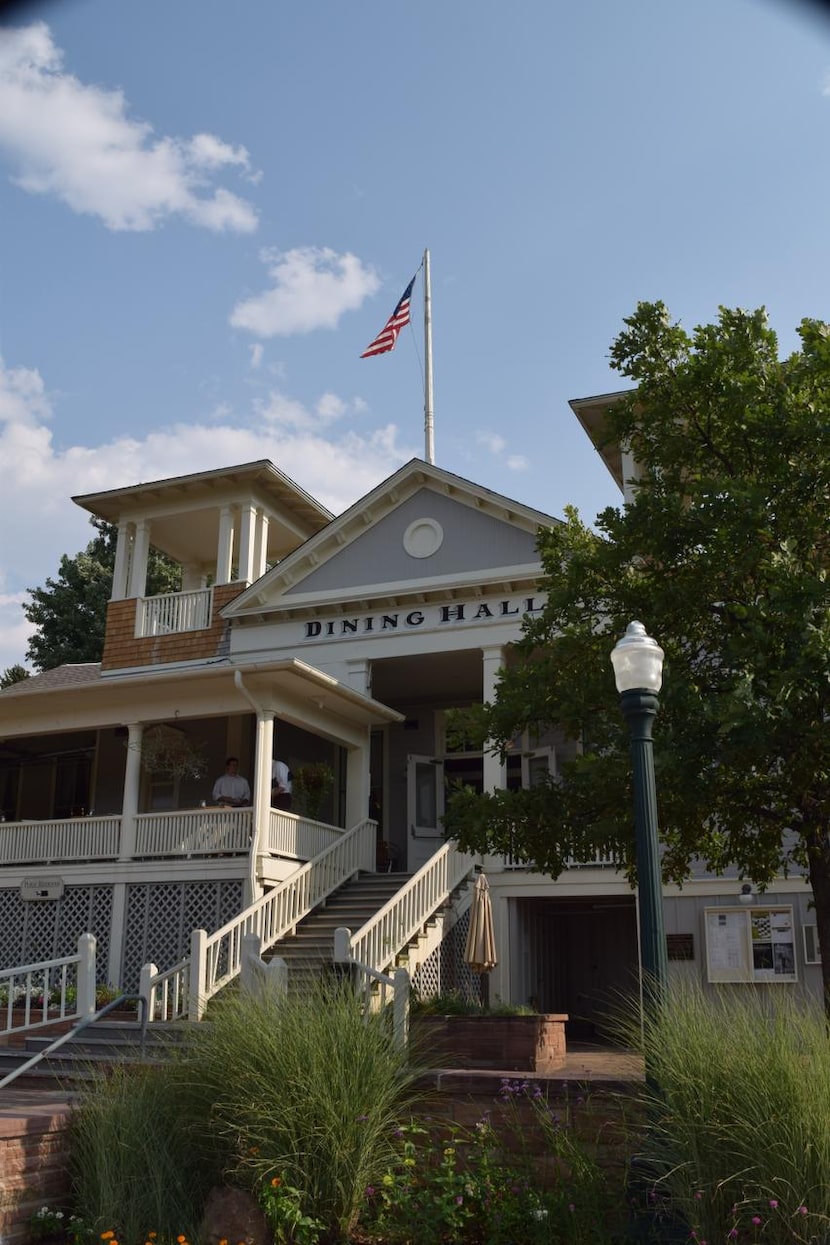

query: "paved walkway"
xmin=0 ymin=1045 xmax=643 ymax=1134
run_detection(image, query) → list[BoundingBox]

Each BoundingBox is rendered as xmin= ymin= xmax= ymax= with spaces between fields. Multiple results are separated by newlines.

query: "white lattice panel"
xmin=412 ymin=909 xmax=482 ymax=1004
xmin=0 ymin=885 xmax=114 ymax=985
xmin=121 ymin=880 xmax=244 ymax=990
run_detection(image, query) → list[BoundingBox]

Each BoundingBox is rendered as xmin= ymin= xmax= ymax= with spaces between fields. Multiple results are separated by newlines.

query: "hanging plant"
xmin=292 ymin=762 xmax=335 ymax=820
xmin=130 ymin=724 xmax=208 ymax=780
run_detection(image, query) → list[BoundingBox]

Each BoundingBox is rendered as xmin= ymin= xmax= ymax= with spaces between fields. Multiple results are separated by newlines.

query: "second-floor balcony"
xmin=136 ymin=587 xmax=214 ymax=638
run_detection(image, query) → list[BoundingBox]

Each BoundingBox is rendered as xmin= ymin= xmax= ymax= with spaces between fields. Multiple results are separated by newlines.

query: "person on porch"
xmin=211 ymin=757 xmax=251 ymax=808
xmin=271 ymin=758 xmax=292 ymax=811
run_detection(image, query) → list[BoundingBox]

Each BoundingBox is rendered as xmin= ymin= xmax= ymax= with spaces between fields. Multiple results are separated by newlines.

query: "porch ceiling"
xmin=371 ymin=650 xmax=484 ymax=705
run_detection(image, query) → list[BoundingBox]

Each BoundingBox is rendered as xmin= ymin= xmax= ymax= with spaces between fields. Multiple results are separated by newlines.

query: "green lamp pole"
xmin=611 ymin=621 xmax=668 ymax=1005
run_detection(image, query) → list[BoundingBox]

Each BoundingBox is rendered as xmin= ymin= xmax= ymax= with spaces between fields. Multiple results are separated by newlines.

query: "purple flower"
xmin=365 ymin=1186 xmax=375 ymax=1198
xmin=728 ymin=1231 xmax=738 ymax=1240
xmin=752 ymin=1216 xmax=762 ymax=1226
xmin=768 ymin=1199 xmax=778 ymax=1209
xmin=798 ymin=1206 xmax=808 ymax=1215
xmin=455 ymin=1196 xmax=463 ymax=1205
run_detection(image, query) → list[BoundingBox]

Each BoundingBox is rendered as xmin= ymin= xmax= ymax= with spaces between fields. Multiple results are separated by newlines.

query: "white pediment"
xmin=224 ymin=460 xmax=558 ymax=619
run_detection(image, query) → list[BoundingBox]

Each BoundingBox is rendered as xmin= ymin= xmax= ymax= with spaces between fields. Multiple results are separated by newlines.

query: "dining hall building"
xmin=0 ymin=403 xmax=821 ymax=1034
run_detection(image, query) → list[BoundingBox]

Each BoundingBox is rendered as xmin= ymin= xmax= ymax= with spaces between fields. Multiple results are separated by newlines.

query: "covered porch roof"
xmin=0 ymin=658 xmax=403 ymax=750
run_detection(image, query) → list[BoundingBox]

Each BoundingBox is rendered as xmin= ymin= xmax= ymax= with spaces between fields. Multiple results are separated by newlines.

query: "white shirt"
xmin=212 ymin=773 xmax=251 ymax=803
xmin=271 ymin=760 xmax=292 ymax=793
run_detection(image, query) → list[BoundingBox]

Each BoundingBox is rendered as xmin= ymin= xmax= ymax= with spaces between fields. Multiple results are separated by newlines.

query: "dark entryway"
xmin=512 ymin=895 xmax=639 ymax=1043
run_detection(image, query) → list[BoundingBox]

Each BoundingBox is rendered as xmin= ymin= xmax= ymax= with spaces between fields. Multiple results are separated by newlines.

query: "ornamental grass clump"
xmin=179 ymin=977 xmax=418 ymax=1241
xmin=622 ymin=981 xmax=830 ymax=1243
xmin=69 ymin=1063 xmax=216 ymax=1245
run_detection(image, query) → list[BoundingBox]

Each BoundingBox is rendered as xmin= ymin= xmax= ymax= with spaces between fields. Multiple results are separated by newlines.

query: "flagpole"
xmin=423 ymin=248 xmax=435 ymax=465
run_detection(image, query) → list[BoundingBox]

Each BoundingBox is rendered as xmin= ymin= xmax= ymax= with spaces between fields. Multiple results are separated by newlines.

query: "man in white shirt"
xmin=212 ymin=757 xmax=251 ymax=807
xmin=271 ymin=759 xmax=293 ymax=811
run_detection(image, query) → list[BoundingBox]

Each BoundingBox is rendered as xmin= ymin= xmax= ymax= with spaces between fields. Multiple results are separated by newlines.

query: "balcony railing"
xmin=0 ymin=816 xmax=120 ymax=864
xmin=136 ymin=587 xmax=213 ymax=638
xmin=0 ymin=807 xmax=348 ymax=868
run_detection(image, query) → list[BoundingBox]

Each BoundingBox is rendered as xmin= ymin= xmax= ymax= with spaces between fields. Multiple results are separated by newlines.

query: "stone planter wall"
xmin=411 ymin=1013 xmax=569 ymax=1072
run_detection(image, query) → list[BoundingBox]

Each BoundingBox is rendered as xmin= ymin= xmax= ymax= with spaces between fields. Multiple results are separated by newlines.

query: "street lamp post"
xmin=611 ymin=620 xmax=668 ymax=1005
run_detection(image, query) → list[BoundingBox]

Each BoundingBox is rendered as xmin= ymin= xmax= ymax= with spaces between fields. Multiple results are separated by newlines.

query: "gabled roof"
xmin=223 ymin=458 xmax=559 ymax=619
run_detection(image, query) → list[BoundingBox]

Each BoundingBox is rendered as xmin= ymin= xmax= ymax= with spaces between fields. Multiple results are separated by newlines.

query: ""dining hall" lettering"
xmin=302 ymin=597 xmax=543 ymax=640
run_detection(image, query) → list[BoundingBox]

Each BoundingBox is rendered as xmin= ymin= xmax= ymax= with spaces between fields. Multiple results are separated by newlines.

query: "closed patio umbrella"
xmin=464 ymin=872 xmax=497 ymax=973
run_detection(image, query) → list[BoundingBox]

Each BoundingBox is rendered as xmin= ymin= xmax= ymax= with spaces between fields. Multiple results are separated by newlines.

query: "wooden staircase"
xmin=0 ymin=1020 xmax=189 ymax=1089
xmin=265 ymin=870 xmax=411 ymax=991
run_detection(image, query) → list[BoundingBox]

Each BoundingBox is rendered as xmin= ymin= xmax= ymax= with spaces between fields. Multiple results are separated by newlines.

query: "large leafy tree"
xmin=24 ymin=519 xmax=181 ymax=671
xmin=443 ymin=302 xmax=830 ymax=1004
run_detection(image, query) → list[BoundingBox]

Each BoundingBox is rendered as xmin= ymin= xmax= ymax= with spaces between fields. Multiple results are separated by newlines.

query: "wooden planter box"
xmin=411 ymin=1013 xmax=569 ymax=1072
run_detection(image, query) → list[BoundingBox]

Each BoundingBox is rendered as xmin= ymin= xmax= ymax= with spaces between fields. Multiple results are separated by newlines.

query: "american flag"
xmin=360 ymin=275 xmax=416 ymax=358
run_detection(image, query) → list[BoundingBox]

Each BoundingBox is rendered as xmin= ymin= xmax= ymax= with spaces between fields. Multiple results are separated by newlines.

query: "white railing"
xmin=142 ymin=818 xmax=377 ymax=1021
xmin=504 ymin=847 xmax=622 ymax=870
xmin=0 ymin=816 xmax=120 ymax=865
xmin=0 ymin=933 xmax=96 ymax=1038
xmin=267 ymin=809 xmax=344 ymax=859
xmin=348 ymin=841 xmax=477 ymax=977
xmin=136 ymin=587 xmax=213 ymax=638
xmin=135 ymin=808 xmax=252 ymax=857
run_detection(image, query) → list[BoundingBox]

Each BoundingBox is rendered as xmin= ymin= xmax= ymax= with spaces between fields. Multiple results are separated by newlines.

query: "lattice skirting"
xmin=121 ymin=880 xmax=244 ymax=990
xmin=0 ymin=885 xmax=113 ymax=983
xmin=0 ymin=880 xmax=244 ymax=991
xmin=412 ymin=908 xmax=484 ymax=1004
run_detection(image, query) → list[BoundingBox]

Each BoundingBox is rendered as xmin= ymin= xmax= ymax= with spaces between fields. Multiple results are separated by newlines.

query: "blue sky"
xmin=1 ymin=0 xmax=829 ymax=670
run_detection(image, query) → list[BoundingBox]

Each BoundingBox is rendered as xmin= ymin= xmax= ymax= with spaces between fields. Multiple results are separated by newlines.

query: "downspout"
xmin=234 ymin=671 xmax=274 ymax=906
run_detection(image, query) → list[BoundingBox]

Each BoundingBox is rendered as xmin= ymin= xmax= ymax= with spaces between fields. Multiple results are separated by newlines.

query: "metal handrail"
xmin=0 ymin=992 xmax=149 ymax=1091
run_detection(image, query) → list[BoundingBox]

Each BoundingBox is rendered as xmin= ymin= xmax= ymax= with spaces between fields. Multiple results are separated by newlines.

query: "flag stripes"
xmin=360 ymin=275 xmax=416 ymax=357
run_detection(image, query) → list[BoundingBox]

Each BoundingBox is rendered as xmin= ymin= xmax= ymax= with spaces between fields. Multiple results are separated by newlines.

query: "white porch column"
xmin=111 ymin=521 xmax=133 ymax=601
xmin=127 ymin=520 xmax=150 ymax=599
xmin=119 ymin=722 xmax=144 ymax=861
xmin=481 ymin=646 xmax=507 ymax=793
xmin=247 ymin=711 xmax=275 ymax=906
xmin=345 ymin=727 xmax=371 ymax=834
xmin=238 ymin=503 xmax=257 ymax=585
xmin=253 ymin=513 xmax=269 ymax=579
xmin=216 ymin=506 xmax=234 ymax=585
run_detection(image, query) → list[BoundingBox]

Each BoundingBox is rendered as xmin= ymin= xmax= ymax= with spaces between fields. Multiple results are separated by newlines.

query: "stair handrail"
xmin=143 ymin=817 xmax=377 ymax=1022
xmin=336 ymin=955 xmax=410 ymax=1049
xmin=0 ymin=992 xmax=149 ymax=1091
xmin=347 ymin=840 xmax=477 ymax=978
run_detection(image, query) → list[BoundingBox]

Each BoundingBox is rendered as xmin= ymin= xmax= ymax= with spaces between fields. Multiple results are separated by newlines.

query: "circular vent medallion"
xmin=403 ymin=517 xmax=444 ymax=558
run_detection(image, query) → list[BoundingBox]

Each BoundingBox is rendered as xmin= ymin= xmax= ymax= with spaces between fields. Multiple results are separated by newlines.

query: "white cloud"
xmin=230 ymin=247 xmax=380 ymax=337
xmin=476 ymin=431 xmax=506 ymax=455
xmin=0 ymin=356 xmax=414 ymax=670
xmin=249 ymin=343 xmax=264 ymax=370
xmin=0 ymin=23 xmax=258 ymax=232
xmin=506 ymin=454 xmax=529 ymax=471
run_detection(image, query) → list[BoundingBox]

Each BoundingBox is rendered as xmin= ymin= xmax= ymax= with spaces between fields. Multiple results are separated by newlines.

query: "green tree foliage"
xmin=443 ymin=302 xmax=830 ymax=1001
xmin=24 ymin=518 xmax=181 ymax=671
xmin=0 ymin=664 xmax=29 ymax=689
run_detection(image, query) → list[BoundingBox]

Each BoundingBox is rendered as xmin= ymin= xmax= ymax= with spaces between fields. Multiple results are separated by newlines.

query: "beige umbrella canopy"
xmin=464 ymin=872 xmax=497 ymax=973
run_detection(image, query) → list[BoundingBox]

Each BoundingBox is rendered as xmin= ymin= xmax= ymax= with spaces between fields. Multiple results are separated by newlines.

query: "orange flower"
xmin=271 ymin=1176 xmax=281 ymax=1188
xmin=101 ymin=1233 xmax=115 ymax=1241
xmin=177 ymin=1237 xmax=188 ymax=1243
